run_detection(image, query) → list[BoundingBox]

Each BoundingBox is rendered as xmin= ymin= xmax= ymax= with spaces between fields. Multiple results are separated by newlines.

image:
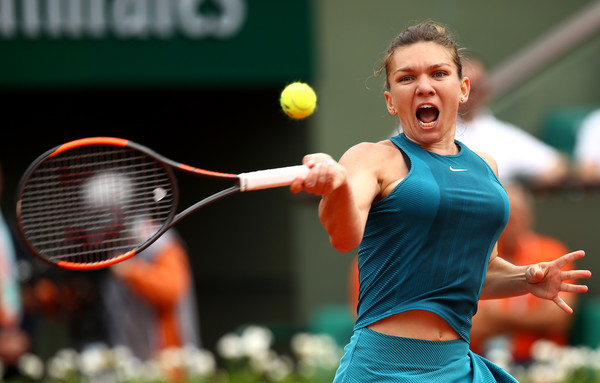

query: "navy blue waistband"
xmin=356 ymin=328 xmax=469 ymax=367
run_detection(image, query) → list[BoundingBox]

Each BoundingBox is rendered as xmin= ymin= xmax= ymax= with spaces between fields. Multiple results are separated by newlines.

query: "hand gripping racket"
xmin=15 ymin=137 xmax=308 ymax=270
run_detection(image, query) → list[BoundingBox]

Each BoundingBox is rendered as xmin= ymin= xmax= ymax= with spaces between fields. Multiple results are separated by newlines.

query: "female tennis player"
xmin=290 ymin=22 xmax=591 ymax=382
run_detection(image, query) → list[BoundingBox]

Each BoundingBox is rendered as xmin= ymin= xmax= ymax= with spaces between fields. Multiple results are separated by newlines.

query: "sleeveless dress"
xmin=333 ymin=133 xmax=517 ymax=382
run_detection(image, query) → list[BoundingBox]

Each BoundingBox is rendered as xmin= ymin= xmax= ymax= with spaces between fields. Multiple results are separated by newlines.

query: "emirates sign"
xmin=0 ymin=0 xmax=246 ymax=39
xmin=0 ymin=0 xmax=313 ymax=87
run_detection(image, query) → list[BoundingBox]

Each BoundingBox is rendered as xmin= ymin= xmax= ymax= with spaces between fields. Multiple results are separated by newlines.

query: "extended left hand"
xmin=526 ymin=250 xmax=592 ymax=314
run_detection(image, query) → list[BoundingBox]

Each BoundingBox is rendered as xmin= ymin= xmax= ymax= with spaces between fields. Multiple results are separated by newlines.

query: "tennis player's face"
xmin=384 ymin=42 xmax=469 ymax=149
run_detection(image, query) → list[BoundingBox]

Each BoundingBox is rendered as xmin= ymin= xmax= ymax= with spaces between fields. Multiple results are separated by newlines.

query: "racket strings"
xmin=19 ymin=145 xmax=176 ymax=265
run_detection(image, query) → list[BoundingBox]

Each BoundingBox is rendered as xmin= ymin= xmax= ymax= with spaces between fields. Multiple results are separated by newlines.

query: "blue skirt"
xmin=334 ymin=328 xmax=518 ymax=383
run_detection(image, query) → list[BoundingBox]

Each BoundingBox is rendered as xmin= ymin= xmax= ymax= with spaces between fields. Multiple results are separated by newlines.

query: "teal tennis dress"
xmin=333 ymin=133 xmax=516 ymax=382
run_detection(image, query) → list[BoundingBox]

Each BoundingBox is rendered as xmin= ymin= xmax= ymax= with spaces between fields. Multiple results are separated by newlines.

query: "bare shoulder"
xmin=341 ymin=140 xmax=408 ymax=198
xmin=340 ymin=140 xmax=401 ymax=165
xmin=474 ymin=150 xmax=499 ymax=177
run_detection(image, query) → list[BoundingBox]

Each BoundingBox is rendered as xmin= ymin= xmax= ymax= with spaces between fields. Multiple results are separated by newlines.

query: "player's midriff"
xmin=367 ymin=310 xmax=461 ymax=341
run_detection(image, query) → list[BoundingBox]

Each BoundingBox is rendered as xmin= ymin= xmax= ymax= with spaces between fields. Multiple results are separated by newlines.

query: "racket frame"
xmin=16 ymin=137 xmax=233 ymax=270
xmin=16 ymin=137 xmax=307 ymax=270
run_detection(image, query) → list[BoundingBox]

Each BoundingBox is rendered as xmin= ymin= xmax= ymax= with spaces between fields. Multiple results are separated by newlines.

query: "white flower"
xmin=589 ymin=348 xmax=600 ymax=370
xmin=264 ymin=354 xmax=294 ymax=382
xmin=248 ymin=349 xmax=277 ymax=374
xmin=557 ymin=346 xmax=589 ymax=371
xmin=182 ymin=346 xmax=216 ymax=377
xmin=240 ymin=325 xmax=274 ymax=356
xmin=530 ymin=339 xmax=562 ymax=363
xmin=158 ymin=347 xmax=185 ymax=370
xmin=217 ymin=325 xmax=276 ymax=362
xmin=291 ymin=332 xmax=342 ymax=368
xmin=78 ymin=343 xmax=111 ymax=376
xmin=47 ymin=352 xmax=78 ymax=381
xmin=291 ymin=332 xmax=342 ymax=378
xmin=111 ymin=345 xmax=134 ymax=362
xmin=140 ymin=359 xmax=166 ymax=382
xmin=485 ymin=347 xmax=513 ymax=371
xmin=216 ymin=333 xmax=245 ymax=360
xmin=113 ymin=351 xmax=144 ymax=382
xmin=55 ymin=348 xmax=79 ymax=365
xmin=17 ymin=353 xmax=45 ymax=380
xmin=291 ymin=333 xmax=311 ymax=355
xmin=526 ymin=362 xmax=561 ymax=383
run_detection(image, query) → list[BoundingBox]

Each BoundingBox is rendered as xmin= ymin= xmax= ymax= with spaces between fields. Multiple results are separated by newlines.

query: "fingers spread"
xmin=553 ymin=296 xmax=574 ymax=314
xmin=555 ymin=250 xmax=586 ymax=269
xmin=560 ymin=283 xmax=589 ymax=293
xmin=562 ymin=269 xmax=592 ymax=282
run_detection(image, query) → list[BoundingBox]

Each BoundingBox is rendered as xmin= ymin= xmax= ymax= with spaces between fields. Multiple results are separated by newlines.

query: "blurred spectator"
xmin=77 ymin=171 xmax=201 ymax=363
xmin=20 ymin=262 xmax=108 ymax=359
xmin=456 ymin=58 xmax=569 ymax=188
xmin=0 ymin=163 xmax=30 ymax=377
xmin=469 ymin=183 xmax=577 ymax=364
xmin=102 ymin=226 xmax=200 ymax=362
xmin=0 ymin=162 xmax=108 ymax=364
xmin=573 ymin=109 xmax=600 ymax=186
xmin=18 ymin=170 xmax=201 ymax=377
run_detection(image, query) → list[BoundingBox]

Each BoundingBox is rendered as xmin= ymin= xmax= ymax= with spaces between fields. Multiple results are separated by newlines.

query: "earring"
xmin=460 ymin=97 xmax=465 ymax=101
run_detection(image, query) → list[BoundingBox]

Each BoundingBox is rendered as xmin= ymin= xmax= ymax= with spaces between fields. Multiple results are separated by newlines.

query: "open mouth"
xmin=416 ymin=105 xmax=439 ymax=127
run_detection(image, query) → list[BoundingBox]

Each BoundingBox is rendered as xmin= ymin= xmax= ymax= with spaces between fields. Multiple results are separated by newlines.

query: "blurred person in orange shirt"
xmin=469 ymin=183 xmax=577 ymax=364
xmin=102 ymin=224 xmax=200 ymax=362
xmin=71 ymin=171 xmax=201 ymax=362
xmin=21 ymin=220 xmax=200 ymax=382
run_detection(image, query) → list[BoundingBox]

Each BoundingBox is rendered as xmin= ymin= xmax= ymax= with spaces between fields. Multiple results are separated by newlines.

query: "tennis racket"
xmin=16 ymin=137 xmax=308 ymax=270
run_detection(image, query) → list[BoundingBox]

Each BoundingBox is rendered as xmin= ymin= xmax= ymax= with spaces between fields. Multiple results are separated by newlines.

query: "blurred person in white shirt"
xmin=573 ymin=109 xmax=600 ymax=186
xmin=455 ymin=58 xmax=569 ymax=188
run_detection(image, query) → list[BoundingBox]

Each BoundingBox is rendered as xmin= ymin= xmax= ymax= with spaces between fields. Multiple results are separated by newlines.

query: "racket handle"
xmin=238 ymin=165 xmax=309 ymax=191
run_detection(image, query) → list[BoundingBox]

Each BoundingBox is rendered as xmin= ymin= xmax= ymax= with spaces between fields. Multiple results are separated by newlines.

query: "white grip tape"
xmin=238 ymin=165 xmax=309 ymax=191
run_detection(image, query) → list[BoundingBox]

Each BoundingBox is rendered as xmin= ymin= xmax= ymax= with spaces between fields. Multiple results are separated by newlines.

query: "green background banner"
xmin=0 ymin=0 xmax=313 ymax=88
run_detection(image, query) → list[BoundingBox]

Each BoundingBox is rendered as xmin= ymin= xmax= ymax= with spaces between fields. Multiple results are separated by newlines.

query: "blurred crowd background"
xmin=0 ymin=0 xmax=599 ymax=380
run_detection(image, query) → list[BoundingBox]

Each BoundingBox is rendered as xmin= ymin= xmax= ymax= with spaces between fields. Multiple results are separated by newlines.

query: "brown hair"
xmin=376 ymin=22 xmax=464 ymax=90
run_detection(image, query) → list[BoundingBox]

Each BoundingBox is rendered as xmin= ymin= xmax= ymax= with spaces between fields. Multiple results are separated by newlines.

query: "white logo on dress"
xmin=449 ymin=166 xmax=468 ymax=172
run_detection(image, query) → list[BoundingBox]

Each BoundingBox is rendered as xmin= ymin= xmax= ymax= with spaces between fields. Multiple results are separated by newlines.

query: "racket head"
xmin=16 ymin=137 xmax=178 ymax=270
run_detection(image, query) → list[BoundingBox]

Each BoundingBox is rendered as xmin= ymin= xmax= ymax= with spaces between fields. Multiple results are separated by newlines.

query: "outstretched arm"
xmin=481 ymin=249 xmax=591 ymax=314
xmin=289 ymin=143 xmax=383 ymax=253
xmin=289 ymin=153 xmax=365 ymax=252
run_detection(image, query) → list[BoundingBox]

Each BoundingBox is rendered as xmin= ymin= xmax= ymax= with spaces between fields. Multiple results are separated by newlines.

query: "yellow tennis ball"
xmin=280 ymin=82 xmax=317 ymax=119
